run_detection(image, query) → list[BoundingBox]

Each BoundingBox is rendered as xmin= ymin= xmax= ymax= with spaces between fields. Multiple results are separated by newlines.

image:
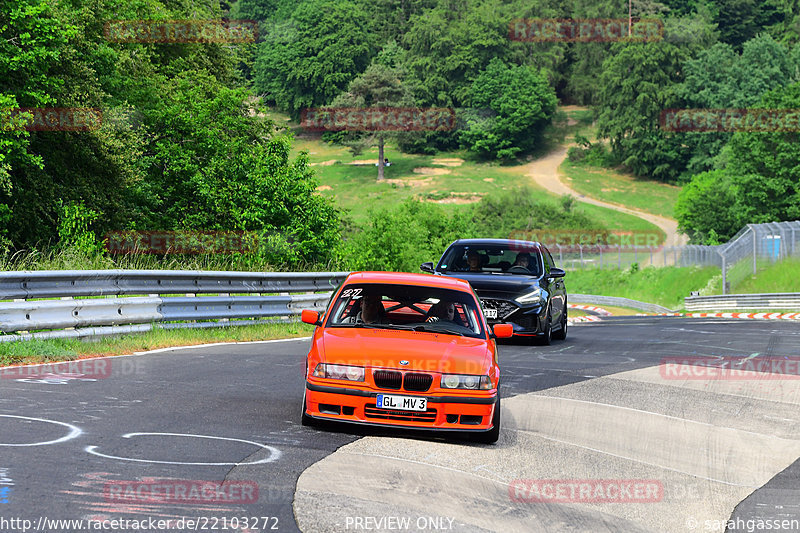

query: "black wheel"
xmin=552 ymin=302 xmax=568 ymax=341
xmin=538 ymin=309 xmax=552 ymax=346
xmin=473 ymin=396 xmax=501 ymax=444
xmin=301 ymin=388 xmax=315 ymax=427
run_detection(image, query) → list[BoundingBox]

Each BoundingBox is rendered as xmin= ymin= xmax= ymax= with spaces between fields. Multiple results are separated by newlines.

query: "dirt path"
xmin=524 ymin=146 xmax=687 ymax=246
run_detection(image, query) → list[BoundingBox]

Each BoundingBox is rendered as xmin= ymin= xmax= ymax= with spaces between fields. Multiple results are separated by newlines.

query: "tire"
xmin=301 ymin=388 xmax=315 ymax=427
xmin=473 ymin=397 xmax=501 ymax=444
xmin=552 ymin=301 xmax=568 ymax=341
xmin=537 ymin=308 xmax=552 ymax=346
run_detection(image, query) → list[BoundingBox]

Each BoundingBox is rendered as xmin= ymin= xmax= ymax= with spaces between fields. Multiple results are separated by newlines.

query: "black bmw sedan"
xmin=421 ymin=238 xmax=567 ymax=344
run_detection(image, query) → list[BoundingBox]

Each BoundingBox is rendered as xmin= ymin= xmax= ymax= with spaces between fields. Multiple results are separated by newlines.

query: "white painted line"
xmin=85 ymin=432 xmax=282 ymax=465
xmin=132 ymin=336 xmax=312 ymax=355
xmin=0 ymin=415 xmax=82 ymax=447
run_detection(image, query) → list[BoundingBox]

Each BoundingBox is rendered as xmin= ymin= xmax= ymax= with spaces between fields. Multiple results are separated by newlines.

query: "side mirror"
xmin=420 ymin=261 xmax=435 ymax=273
xmin=301 ymin=309 xmax=321 ymax=325
xmin=548 ymin=267 xmax=565 ymax=278
xmin=492 ymin=323 xmax=513 ymax=338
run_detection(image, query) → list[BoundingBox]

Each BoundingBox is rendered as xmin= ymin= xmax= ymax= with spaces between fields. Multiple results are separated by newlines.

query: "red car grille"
xmin=364 ymin=404 xmax=438 ymax=423
xmin=373 ymin=370 xmax=433 ymax=392
xmin=373 ymin=370 xmax=402 ymax=389
xmin=403 ymin=372 xmax=433 ymax=392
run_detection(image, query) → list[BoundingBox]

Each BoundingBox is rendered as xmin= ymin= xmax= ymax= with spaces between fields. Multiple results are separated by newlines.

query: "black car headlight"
xmin=441 ymin=374 xmax=492 ymax=390
xmin=516 ymin=288 xmax=544 ymax=305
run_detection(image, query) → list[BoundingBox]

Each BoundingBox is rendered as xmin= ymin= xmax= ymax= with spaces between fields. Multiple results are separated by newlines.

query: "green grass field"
xmin=560 ymin=160 xmax=681 ymax=219
xmin=285 ymin=107 xmax=667 ymax=240
xmin=565 ymin=265 xmax=722 ymax=309
xmin=732 ymin=258 xmax=800 ymax=293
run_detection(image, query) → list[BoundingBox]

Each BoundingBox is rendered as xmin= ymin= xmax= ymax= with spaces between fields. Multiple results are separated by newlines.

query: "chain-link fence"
xmin=555 ymin=221 xmax=800 ymax=294
xmin=554 ymin=244 xmax=723 ymax=270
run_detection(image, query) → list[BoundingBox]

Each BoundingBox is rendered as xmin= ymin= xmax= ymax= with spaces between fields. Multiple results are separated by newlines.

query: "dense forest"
xmin=2 ymin=0 xmax=800 ymax=268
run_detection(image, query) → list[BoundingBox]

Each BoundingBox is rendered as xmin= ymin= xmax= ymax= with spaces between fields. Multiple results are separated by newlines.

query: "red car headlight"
xmin=312 ymin=364 xmax=365 ymax=382
xmin=441 ymin=374 xmax=492 ymax=390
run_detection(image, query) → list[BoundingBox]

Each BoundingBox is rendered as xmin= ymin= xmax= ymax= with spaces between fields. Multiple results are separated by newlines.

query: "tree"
xmin=328 ymin=61 xmax=415 ymax=180
xmin=674 ymin=169 xmax=740 ymax=242
xmin=677 ymin=82 xmax=800 ymax=241
xmin=460 ymin=58 xmax=557 ymax=160
xmin=595 ymin=40 xmax=691 ymax=181
xmin=0 ymin=0 xmax=72 ymax=243
xmin=130 ymin=69 xmax=340 ymax=263
xmin=253 ymin=0 xmax=376 ymax=119
xmin=677 ymin=34 xmax=800 ymax=175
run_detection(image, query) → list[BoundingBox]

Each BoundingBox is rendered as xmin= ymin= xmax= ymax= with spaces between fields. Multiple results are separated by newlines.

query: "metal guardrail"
xmin=684 ymin=293 xmax=800 ymax=311
xmin=570 ymin=294 xmax=675 ymax=314
xmin=0 ymin=270 xmax=348 ymax=342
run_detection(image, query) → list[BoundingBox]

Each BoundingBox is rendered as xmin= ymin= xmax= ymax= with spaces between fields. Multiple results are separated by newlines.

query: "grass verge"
xmin=732 ymin=258 xmax=800 ymax=294
xmin=565 ymin=265 xmax=722 ymax=310
xmin=0 ymin=322 xmax=314 ymax=367
xmin=560 ymin=160 xmax=681 ymax=219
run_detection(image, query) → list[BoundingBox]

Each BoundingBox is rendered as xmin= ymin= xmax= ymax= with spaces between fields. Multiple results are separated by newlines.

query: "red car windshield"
xmin=326 ymin=283 xmax=485 ymax=338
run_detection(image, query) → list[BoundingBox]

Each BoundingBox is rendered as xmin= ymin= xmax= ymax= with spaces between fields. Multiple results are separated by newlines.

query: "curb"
xmin=642 ymin=312 xmax=800 ymax=320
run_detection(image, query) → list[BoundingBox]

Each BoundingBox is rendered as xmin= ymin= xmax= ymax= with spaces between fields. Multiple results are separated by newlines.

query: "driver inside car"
xmin=344 ymin=293 xmax=387 ymax=324
xmin=512 ymin=252 xmax=532 ymax=270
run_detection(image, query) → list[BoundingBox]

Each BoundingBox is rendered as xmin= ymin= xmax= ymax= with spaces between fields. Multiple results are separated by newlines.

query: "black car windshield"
xmin=439 ymin=243 xmax=544 ymax=276
xmin=326 ymin=283 xmax=485 ymax=338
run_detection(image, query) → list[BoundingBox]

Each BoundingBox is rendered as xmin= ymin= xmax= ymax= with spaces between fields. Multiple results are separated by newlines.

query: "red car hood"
xmin=318 ymin=327 xmax=491 ymax=375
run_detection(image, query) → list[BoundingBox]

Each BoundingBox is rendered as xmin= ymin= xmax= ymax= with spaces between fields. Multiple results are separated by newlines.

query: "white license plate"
xmin=376 ymin=394 xmax=427 ymax=412
xmin=484 ymin=308 xmax=498 ymax=319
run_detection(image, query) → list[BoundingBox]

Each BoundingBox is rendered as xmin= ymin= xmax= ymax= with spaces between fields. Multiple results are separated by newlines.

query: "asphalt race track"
xmin=1 ymin=317 xmax=799 ymax=532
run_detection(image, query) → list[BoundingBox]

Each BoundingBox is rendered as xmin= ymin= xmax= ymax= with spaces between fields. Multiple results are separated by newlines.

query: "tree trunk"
xmin=377 ymin=136 xmax=385 ymax=181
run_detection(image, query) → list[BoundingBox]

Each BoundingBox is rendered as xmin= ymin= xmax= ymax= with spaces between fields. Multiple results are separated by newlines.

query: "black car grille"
xmin=481 ymin=298 xmax=518 ymax=320
xmin=403 ymin=373 xmax=433 ymax=392
xmin=373 ymin=370 xmax=402 ymax=389
xmin=373 ymin=370 xmax=433 ymax=392
xmin=364 ymin=404 xmax=438 ymax=423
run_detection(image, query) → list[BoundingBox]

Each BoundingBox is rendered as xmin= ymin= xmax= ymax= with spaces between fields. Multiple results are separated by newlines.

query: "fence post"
xmin=722 ymin=255 xmax=727 ymax=295
xmin=752 ymin=228 xmax=757 ymax=275
xmin=618 ymin=245 xmax=622 ymax=269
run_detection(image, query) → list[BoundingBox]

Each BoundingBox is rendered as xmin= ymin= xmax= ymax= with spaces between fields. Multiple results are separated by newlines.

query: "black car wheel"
xmin=552 ymin=302 xmax=568 ymax=341
xmin=472 ymin=396 xmax=500 ymax=444
xmin=538 ymin=308 xmax=552 ymax=345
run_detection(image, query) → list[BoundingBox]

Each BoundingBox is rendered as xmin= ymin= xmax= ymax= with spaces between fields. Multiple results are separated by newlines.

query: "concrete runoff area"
xmin=294 ymin=365 xmax=800 ymax=532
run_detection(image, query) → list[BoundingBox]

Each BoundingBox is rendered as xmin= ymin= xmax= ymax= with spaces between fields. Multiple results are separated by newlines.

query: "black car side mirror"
xmin=420 ymin=261 xmax=435 ymax=273
xmin=548 ymin=267 xmax=566 ymax=278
